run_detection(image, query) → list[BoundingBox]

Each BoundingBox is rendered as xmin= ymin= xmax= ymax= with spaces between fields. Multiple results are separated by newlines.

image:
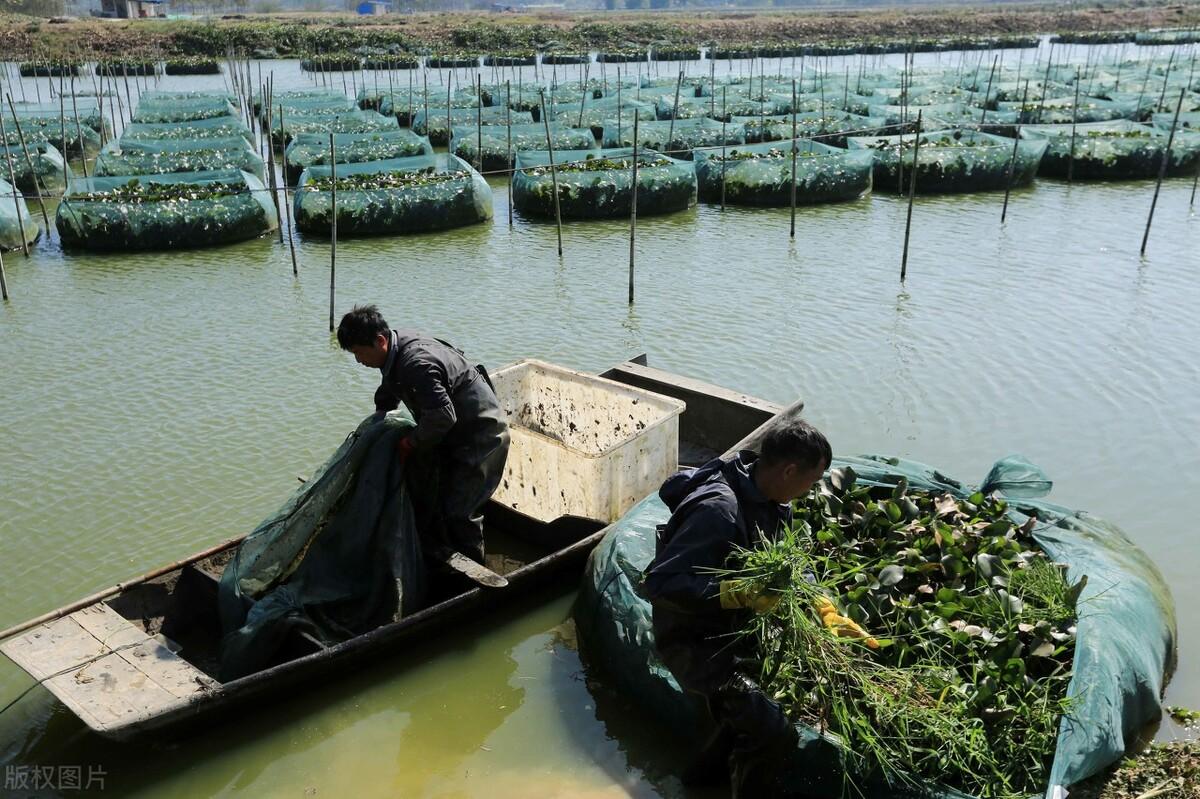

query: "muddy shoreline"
xmin=2 ymin=2 xmax=1200 ymax=60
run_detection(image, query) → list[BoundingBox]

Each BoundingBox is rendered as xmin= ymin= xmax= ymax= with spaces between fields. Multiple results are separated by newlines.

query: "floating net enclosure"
xmin=1020 ymin=120 xmax=1200 ymax=179
xmin=270 ymin=110 xmax=397 ymax=147
xmin=511 ymin=147 xmax=696 ymax=220
xmin=9 ymin=102 xmax=110 ymax=137
xmin=450 ymin=123 xmax=596 ymax=173
xmin=121 ymin=116 xmax=254 ymax=146
xmin=0 ymin=177 xmax=40 ymax=251
xmin=600 ymin=118 xmax=745 ymax=159
xmin=142 ymin=90 xmax=237 ymax=105
xmin=254 ymin=91 xmax=355 ymax=118
xmin=694 ymin=139 xmax=874 ymax=206
xmin=3 ymin=111 xmax=103 ymax=158
xmin=284 ymin=130 xmax=433 ymax=185
xmin=999 ymin=96 xmax=1138 ymax=124
xmin=94 ymin=139 xmax=266 ymax=181
xmin=550 ymin=96 xmax=657 ymax=138
xmin=56 ymin=169 xmax=279 ymax=252
xmin=131 ymin=99 xmax=239 ymax=125
xmin=0 ymin=142 xmax=70 ymax=196
xmin=379 ymin=90 xmax=480 ymax=125
xmin=847 ymin=128 xmax=1047 ymax=194
xmin=293 ymin=154 xmax=492 ymax=237
xmin=735 ymin=111 xmax=887 ymax=146
xmin=411 ymin=108 xmax=531 ymax=146
xmin=1153 ymin=111 xmax=1200 ymax=131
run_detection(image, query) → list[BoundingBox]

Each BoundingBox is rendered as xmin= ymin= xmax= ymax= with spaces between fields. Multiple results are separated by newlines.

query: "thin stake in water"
xmin=1140 ymin=89 xmax=1187 ymax=257
xmin=900 ymin=110 xmax=923 ymax=282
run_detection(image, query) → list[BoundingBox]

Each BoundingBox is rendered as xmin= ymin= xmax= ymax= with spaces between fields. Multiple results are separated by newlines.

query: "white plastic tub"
xmin=489 ymin=359 xmax=686 ymax=524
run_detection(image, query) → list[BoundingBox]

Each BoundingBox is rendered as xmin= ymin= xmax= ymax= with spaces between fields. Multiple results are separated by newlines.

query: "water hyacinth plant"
xmin=719 ymin=466 xmax=1081 ymax=798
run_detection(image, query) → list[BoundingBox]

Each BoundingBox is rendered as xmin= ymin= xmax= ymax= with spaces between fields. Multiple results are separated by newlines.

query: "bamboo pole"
xmin=279 ymin=103 xmax=298 ymax=277
xmin=476 ymin=75 xmax=483 ymax=173
xmin=1155 ymin=51 xmax=1176 ymax=114
xmin=1140 ymin=89 xmax=1186 ymax=257
xmin=6 ymin=96 xmax=52 ymax=232
xmin=0 ymin=246 xmax=8 ymax=301
xmin=0 ymin=112 xmax=29 ymax=258
xmin=979 ymin=55 xmax=999 ymax=126
xmin=790 ymin=79 xmax=798 ymax=239
xmin=667 ymin=69 xmax=683 ymax=158
xmin=629 ymin=114 xmax=639 ymax=305
xmin=1036 ymin=43 xmax=1055 ymax=123
xmin=69 ymin=82 xmax=88 ymax=179
xmin=506 ymin=80 xmax=513 ymax=227
xmin=720 ymin=86 xmax=727 ymax=211
xmin=538 ymin=91 xmax=563 ymax=258
xmin=1001 ymin=81 xmax=1031 ymax=224
xmin=265 ymin=80 xmax=283 ymax=245
xmin=1068 ymin=69 xmax=1081 ymax=184
xmin=900 ymin=110 xmax=922 ymax=281
xmin=328 ymin=134 xmax=337 ymax=332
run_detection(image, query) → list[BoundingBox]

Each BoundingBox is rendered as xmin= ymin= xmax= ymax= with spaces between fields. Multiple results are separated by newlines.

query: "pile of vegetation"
xmin=363 ymin=54 xmax=418 ymax=70
xmin=542 ymin=52 xmax=589 ymax=66
xmin=483 ymin=52 xmax=536 ymax=67
xmin=300 ymin=52 xmax=362 ymax=73
xmin=164 ymin=57 xmax=220 ymax=76
xmin=93 ymin=60 xmax=158 ymax=76
xmin=18 ymin=60 xmax=80 ymax=77
xmin=1070 ymin=738 xmax=1199 ymax=799
xmin=720 ymin=467 xmax=1082 ymax=797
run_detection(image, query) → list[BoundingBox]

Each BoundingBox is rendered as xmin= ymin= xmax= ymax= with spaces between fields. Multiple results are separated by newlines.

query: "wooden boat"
xmin=0 ymin=357 xmax=794 ymax=740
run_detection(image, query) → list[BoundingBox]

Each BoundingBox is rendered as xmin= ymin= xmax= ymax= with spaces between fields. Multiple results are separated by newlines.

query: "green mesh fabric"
xmin=0 ymin=142 xmax=70 ymax=196
xmin=94 ymin=140 xmax=265 ymax=180
xmin=511 ymin=147 xmax=696 ymax=220
xmin=293 ymin=154 xmax=492 ymax=237
xmin=284 ymin=130 xmax=433 ymax=185
xmin=121 ymin=116 xmax=254 ymax=146
xmin=9 ymin=102 xmax=110 ymax=137
xmin=575 ymin=454 xmax=1175 ymax=799
xmin=600 ymin=118 xmax=745 ymax=159
xmin=734 ymin=112 xmax=887 ymax=147
xmin=0 ymin=176 xmax=40 ymax=251
xmin=694 ymin=138 xmax=874 ymax=206
xmin=270 ymin=110 xmax=396 ymax=147
xmin=411 ymin=108 xmax=531 ymax=146
xmin=1154 ymin=110 xmax=1200 ymax=130
xmin=450 ymin=123 xmax=596 ymax=173
xmin=253 ymin=90 xmax=356 ymax=118
xmin=1020 ymin=120 xmax=1200 ymax=179
xmin=847 ymin=129 xmax=1047 ymax=194
xmin=141 ymin=90 xmax=237 ymax=105
xmin=56 ymin=169 xmax=279 ymax=252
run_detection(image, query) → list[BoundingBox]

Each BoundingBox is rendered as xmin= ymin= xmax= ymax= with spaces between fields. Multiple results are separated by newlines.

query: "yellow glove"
xmin=815 ymin=597 xmax=879 ymax=649
xmin=718 ymin=581 xmax=780 ymax=614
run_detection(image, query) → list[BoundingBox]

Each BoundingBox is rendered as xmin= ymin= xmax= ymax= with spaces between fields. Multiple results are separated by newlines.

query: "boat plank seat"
xmin=0 ymin=603 xmax=216 ymax=733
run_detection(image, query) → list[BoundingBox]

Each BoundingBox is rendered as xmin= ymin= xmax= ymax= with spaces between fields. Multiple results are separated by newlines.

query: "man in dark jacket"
xmin=641 ymin=418 xmax=832 ymax=797
xmin=337 ymin=305 xmax=509 ymax=565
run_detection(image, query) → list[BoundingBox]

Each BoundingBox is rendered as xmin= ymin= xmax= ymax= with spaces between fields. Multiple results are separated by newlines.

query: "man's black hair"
xmin=337 ymin=305 xmax=390 ymax=351
xmin=759 ymin=418 xmax=832 ymax=472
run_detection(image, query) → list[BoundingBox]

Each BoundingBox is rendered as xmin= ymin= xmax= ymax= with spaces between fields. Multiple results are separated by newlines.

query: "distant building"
xmin=97 ymin=0 xmax=166 ymax=17
xmin=356 ymin=0 xmax=389 ymax=13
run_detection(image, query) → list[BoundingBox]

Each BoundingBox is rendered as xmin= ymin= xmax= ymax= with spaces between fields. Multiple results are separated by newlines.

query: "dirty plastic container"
xmin=489 ymin=359 xmax=686 ymax=524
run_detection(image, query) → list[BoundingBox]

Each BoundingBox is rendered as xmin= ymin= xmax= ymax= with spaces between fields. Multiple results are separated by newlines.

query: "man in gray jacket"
xmin=337 ymin=305 xmax=510 ymax=565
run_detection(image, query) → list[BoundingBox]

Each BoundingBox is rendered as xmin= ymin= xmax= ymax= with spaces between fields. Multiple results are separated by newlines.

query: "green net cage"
xmin=733 ymin=111 xmax=887 ymax=146
xmin=94 ymin=139 xmax=266 ymax=181
xmin=846 ymin=128 xmax=1047 ymax=194
xmin=142 ymin=90 xmax=237 ymax=105
xmin=411 ymin=107 xmax=531 ymax=147
xmin=0 ymin=141 xmax=71 ymax=196
xmin=600 ymin=118 xmax=746 ymax=159
xmin=131 ymin=99 xmax=239 ymax=125
xmin=9 ymin=102 xmax=111 ymax=137
xmin=253 ymin=91 xmax=355 ymax=119
xmin=379 ymin=90 xmax=481 ymax=126
xmin=3 ymin=111 xmax=103 ymax=158
xmin=0 ymin=177 xmax=41 ymax=251
xmin=998 ymin=96 xmax=1139 ymax=124
xmin=1153 ymin=110 xmax=1200 ymax=131
xmin=1020 ymin=120 xmax=1200 ymax=179
xmin=450 ymin=123 xmax=596 ymax=173
xmin=293 ymin=154 xmax=492 ymax=237
xmin=549 ymin=96 xmax=657 ymax=138
xmin=511 ymin=147 xmax=696 ymax=220
xmin=270 ymin=110 xmax=397 ymax=147
xmin=284 ymin=130 xmax=434 ymax=185
xmin=56 ymin=169 xmax=279 ymax=252
xmin=121 ymin=116 xmax=254 ymax=146
xmin=695 ymin=138 xmax=875 ymax=206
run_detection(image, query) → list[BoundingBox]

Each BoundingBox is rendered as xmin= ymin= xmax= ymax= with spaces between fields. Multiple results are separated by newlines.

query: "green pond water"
xmin=1 ymin=52 xmax=1198 ymax=797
